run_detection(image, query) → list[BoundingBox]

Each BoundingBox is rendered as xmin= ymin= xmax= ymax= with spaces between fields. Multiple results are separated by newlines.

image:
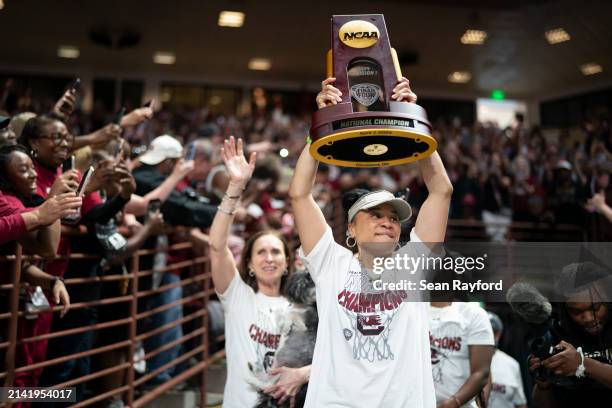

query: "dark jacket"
xmin=133 ymin=164 xmax=216 ymax=228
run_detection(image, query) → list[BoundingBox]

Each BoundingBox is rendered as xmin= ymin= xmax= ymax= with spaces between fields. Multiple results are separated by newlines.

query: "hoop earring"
xmin=395 ymin=242 xmax=402 ymax=251
xmin=249 ymin=269 xmax=255 ymax=277
xmin=30 ymin=149 xmax=38 ymax=159
xmin=283 ymin=269 xmax=288 ymax=275
xmin=346 ymin=236 xmax=356 ymax=248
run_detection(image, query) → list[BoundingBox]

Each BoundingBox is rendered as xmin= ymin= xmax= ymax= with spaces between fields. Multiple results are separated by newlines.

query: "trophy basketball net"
xmin=309 ymin=14 xmax=437 ymax=167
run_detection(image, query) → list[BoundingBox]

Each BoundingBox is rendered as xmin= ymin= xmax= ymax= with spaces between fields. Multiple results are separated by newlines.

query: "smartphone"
xmin=76 ymin=166 xmax=94 ymax=196
xmin=148 ymin=199 xmax=161 ymax=214
xmin=60 ymin=78 xmax=81 ymax=112
xmin=71 ymin=78 xmax=81 ymax=92
xmin=62 ymin=155 xmax=75 ymax=173
xmin=146 ymin=199 xmax=162 ymax=222
xmin=185 ymin=142 xmax=196 ymax=161
xmin=116 ymin=139 xmax=126 ymax=161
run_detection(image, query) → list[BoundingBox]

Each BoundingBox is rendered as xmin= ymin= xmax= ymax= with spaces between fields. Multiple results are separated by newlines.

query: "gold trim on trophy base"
xmin=309 ymin=128 xmax=437 ymax=167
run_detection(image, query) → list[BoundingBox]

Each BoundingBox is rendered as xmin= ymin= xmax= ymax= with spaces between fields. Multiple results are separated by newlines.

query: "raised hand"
xmin=221 ymin=136 xmax=256 ymax=189
xmin=316 ymin=77 xmax=343 ymax=109
xmin=35 ymin=192 xmax=82 ymax=224
xmin=48 ymin=170 xmax=79 ymax=197
xmin=171 ymin=158 xmax=195 ymax=179
xmin=120 ymin=103 xmax=155 ymax=127
xmin=52 ymin=89 xmax=76 ymax=119
xmin=91 ymin=124 xmax=122 ymax=149
xmin=391 ymin=77 xmax=417 ymax=103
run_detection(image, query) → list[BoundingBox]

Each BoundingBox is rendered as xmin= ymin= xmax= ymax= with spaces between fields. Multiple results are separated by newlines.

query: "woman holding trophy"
xmin=289 ymin=76 xmax=453 ymax=407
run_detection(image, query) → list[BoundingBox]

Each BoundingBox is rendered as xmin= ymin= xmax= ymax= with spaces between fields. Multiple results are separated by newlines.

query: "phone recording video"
xmin=76 ymin=166 xmax=94 ymax=197
xmin=71 ymin=78 xmax=81 ymax=92
xmin=185 ymin=142 xmax=196 ymax=161
xmin=146 ymin=199 xmax=162 ymax=222
xmin=116 ymin=139 xmax=126 ymax=161
xmin=62 ymin=155 xmax=75 ymax=173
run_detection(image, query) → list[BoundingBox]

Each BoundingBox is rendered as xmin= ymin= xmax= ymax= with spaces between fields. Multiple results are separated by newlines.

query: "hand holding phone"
xmin=56 ymin=78 xmax=80 ymax=117
xmin=145 ymin=199 xmax=162 ymax=222
xmin=76 ymin=166 xmax=95 ymax=197
xmin=62 ymin=155 xmax=75 ymax=173
xmin=71 ymin=78 xmax=81 ymax=93
xmin=116 ymin=139 xmax=126 ymax=161
xmin=185 ymin=142 xmax=196 ymax=161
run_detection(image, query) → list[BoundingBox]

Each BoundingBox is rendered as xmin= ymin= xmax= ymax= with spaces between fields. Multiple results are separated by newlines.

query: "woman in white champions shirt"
xmin=428 ymin=301 xmax=495 ymax=407
xmin=487 ymin=312 xmax=527 ymax=408
xmin=289 ymin=77 xmax=453 ymax=408
xmin=210 ymin=137 xmax=310 ymax=407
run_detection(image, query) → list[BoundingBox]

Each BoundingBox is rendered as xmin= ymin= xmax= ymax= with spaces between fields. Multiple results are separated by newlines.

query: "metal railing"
xmin=1 ymin=236 xmax=223 ymax=408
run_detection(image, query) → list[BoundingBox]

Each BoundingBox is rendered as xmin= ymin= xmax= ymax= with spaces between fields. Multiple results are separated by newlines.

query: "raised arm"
xmin=414 ymin=152 xmax=453 ymax=245
xmin=125 ymin=159 xmax=194 ymax=216
xmin=289 ymin=78 xmax=341 ymax=255
xmin=18 ymin=192 xmax=82 ymax=257
xmin=209 ymin=136 xmax=256 ymax=294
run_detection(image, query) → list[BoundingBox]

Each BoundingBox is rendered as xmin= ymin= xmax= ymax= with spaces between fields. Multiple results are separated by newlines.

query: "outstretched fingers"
xmin=248 ymin=151 xmax=257 ymax=170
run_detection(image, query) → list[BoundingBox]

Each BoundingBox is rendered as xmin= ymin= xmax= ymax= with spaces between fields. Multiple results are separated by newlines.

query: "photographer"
xmin=528 ymin=262 xmax=612 ymax=407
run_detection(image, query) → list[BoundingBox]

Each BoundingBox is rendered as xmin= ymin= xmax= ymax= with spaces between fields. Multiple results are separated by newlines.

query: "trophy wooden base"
xmin=309 ymin=101 xmax=437 ymax=167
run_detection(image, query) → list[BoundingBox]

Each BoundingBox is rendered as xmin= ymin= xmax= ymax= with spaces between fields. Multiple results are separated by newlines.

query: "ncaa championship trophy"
xmin=309 ymin=14 xmax=437 ymax=167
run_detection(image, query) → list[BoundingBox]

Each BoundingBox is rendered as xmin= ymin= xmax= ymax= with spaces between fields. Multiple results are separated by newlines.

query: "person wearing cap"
xmin=132 ymin=135 xmax=217 ymax=385
xmin=486 ymin=312 xmax=527 ymax=408
xmin=132 ymin=134 xmax=217 ymax=228
xmin=0 ymin=115 xmax=17 ymax=146
xmin=548 ymin=158 xmax=582 ymax=224
xmin=289 ymin=77 xmax=453 ymax=407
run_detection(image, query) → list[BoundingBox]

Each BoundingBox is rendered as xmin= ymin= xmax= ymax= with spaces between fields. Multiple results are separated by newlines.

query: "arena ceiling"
xmin=1 ymin=0 xmax=611 ymax=100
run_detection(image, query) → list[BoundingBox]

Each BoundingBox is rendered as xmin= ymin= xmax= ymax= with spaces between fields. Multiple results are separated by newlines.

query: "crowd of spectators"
xmin=0 ymin=78 xmax=611 ymax=406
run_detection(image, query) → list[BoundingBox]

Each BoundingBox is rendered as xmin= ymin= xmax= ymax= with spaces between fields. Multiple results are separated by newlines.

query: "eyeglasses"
xmin=39 ymin=132 xmax=74 ymax=146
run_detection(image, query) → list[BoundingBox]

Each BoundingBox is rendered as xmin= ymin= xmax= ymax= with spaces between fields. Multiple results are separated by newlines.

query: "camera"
xmin=529 ymin=331 xmax=581 ymax=388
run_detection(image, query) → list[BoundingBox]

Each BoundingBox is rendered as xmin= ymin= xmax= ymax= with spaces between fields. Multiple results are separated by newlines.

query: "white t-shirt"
xmin=489 ymin=350 xmax=527 ymax=408
xmin=218 ymin=271 xmax=290 ymax=408
xmin=300 ymin=226 xmax=436 ymax=408
xmin=428 ymin=302 xmax=495 ymax=407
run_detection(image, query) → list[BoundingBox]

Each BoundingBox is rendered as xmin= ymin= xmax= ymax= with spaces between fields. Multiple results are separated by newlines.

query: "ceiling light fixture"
xmin=248 ymin=58 xmax=271 ymax=71
xmin=218 ymin=11 xmax=245 ymax=27
xmin=57 ymin=45 xmax=80 ymax=59
xmin=153 ymin=52 xmax=176 ymax=65
xmin=545 ymin=28 xmax=571 ymax=44
xmin=460 ymin=29 xmax=487 ymax=45
xmin=580 ymin=63 xmax=603 ymax=76
xmin=448 ymin=71 xmax=471 ymax=83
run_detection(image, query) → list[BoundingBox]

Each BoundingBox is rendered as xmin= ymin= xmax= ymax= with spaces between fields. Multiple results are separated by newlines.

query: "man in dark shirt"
xmin=133 ymin=134 xmax=216 ymax=227
xmin=132 ymin=134 xmax=216 ymax=385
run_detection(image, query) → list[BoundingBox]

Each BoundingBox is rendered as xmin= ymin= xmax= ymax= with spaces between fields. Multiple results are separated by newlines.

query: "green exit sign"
xmin=491 ymin=89 xmax=505 ymax=100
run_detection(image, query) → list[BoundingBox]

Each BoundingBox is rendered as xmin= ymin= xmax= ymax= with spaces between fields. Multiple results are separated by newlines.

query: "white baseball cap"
xmin=348 ymin=190 xmax=412 ymax=223
xmin=139 ymin=135 xmax=183 ymax=165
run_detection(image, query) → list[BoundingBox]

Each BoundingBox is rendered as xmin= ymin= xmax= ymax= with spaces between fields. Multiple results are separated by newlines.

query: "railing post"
xmin=3 ymin=245 xmax=22 ymax=408
xmin=200 ymin=244 xmax=209 ymax=408
xmin=126 ymin=252 xmax=140 ymax=407
xmin=4 ymin=245 xmax=22 ymax=388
